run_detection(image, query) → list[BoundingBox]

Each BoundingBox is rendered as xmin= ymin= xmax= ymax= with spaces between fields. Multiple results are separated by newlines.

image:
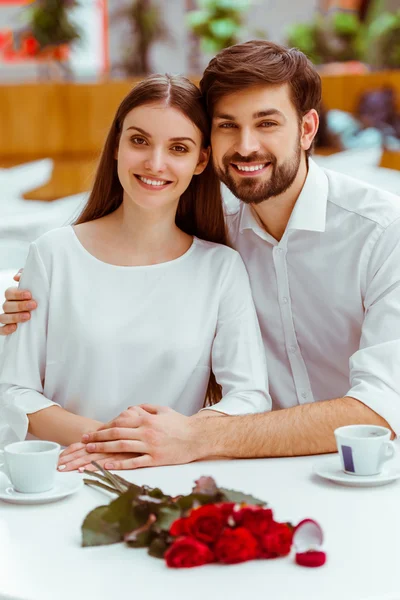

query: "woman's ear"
xmin=193 ymin=146 xmax=211 ymax=175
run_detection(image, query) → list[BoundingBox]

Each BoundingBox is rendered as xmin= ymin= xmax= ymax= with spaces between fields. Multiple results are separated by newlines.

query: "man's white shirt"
xmin=225 ymin=158 xmax=400 ymax=434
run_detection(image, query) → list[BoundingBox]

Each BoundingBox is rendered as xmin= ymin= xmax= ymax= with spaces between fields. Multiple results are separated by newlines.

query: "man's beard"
xmin=215 ymin=140 xmax=301 ymax=205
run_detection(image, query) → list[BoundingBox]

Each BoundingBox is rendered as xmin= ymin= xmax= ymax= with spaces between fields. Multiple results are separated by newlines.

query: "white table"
xmin=0 ymin=453 xmax=399 ymax=600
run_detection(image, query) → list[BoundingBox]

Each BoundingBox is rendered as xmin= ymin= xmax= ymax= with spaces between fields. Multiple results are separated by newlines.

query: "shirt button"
xmin=301 ymin=391 xmax=307 ymax=399
xmin=276 ymin=248 xmax=283 ymax=254
xmin=289 ymin=345 xmax=297 ymax=354
xmin=281 ymin=297 xmax=288 ymax=304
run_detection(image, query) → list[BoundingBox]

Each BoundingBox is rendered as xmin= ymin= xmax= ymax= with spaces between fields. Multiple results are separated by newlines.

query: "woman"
xmin=0 ymin=74 xmax=271 ymax=471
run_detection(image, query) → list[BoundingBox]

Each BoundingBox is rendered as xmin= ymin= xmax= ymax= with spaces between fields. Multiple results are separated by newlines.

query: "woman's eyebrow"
xmin=126 ymin=126 xmax=195 ymax=144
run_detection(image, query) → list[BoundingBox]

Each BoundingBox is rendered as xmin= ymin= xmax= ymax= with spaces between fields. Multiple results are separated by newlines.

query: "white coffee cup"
xmin=334 ymin=425 xmax=396 ymax=476
xmin=0 ymin=440 xmax=60 ymax=493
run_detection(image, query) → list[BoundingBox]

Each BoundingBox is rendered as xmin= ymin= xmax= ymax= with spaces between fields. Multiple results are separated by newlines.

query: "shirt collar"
xmin=238 ymin=158 xmax=329 ymax=235
xmin=286 ymin=158 xmax=328 ymax=233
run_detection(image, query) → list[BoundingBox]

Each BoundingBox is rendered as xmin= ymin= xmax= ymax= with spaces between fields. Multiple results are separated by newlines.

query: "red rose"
xmin=214 ymin=527 xmax=259 ymax=564
xmin=235 ymin=507 xmax=273 ymax=538
xmin=260 ymin=522 xmax=293 ymax=558
xmin=186 ymin=504 xmax=225 ymax=544
xmin=217 ymin=502 xmax=236 ymax=521
xmin=170 ymin=517 xmax=189 ymax=537
xmin=165 ymin=537 xmax=214 ymax=568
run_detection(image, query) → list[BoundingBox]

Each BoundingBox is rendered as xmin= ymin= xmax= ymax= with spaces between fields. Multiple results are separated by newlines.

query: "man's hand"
xmin=57 ymin=441 xmax=140 ymax=472
xmin=81 ymin=405 xmax=201 ymax=470
xmin=0 ymin=269 xmax=37 ymax=336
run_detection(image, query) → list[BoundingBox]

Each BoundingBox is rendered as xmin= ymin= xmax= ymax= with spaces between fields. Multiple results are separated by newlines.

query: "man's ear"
xmin=193 ymin=146 xmax=211 ymax=175
xmin=301 ymin=109 xmax=319 ymax=152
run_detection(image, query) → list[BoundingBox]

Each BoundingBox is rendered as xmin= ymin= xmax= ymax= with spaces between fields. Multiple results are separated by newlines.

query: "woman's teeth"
xmin=137 ymin=176 xmax=169 ymax=186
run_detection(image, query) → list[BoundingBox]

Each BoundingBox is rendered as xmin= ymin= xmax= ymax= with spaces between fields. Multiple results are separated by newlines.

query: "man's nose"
xmin=144 ymin=148 xmax=166 ymax=173
xmin=235 ymin=129 xmax=261 ymax=156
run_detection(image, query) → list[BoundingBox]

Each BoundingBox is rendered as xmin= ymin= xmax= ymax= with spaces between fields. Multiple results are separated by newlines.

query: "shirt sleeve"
xmin=0 ymin=243 xmax=60 ymax=447
xmin=346 ymin=217 xmax=400 ymax=435
xmin=203 ymin=252 xmax=272 ymax=415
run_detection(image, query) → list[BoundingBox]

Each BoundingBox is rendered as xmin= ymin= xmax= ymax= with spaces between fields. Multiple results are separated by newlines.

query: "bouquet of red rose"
xmin=82 ymin=464 xmax=325 ymax=568
xmin=165 ymin=502 xmax=293 ymax=568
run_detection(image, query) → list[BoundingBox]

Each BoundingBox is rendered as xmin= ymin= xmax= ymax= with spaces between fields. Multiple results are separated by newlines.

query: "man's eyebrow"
xmin=214 ymin=109 xmax=286 ymax=121
xmin=126 ymin=126 xmax=195 ymax=144
xmin=253 ymin=109 xmax=286 ymax=120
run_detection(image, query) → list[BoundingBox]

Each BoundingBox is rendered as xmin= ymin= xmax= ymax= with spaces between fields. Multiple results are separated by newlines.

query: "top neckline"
xmin=68 ymin=225 xmax=197 ymax=270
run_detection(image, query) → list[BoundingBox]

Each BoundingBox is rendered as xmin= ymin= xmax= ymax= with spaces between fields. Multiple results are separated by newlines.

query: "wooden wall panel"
xmin=0 ymin=71 xmax=398 ymax=198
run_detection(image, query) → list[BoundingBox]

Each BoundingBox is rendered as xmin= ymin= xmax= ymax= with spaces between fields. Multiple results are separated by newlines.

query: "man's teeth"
xmin=138 ymin=176 xmax=168 ymax=186
xmin=235 ymin=164 xmax=266 ymax=172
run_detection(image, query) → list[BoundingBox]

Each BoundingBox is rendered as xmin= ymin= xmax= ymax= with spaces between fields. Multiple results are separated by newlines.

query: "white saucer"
xmin=313 ymin=457 xmax=400 ymax=487
xmin=0 ymin=472 xmax=83 ymax=504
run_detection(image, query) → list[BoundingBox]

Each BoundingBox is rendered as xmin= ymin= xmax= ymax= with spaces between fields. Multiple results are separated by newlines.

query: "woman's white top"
xmin=0 ymin=226 xmax=271 ymax=445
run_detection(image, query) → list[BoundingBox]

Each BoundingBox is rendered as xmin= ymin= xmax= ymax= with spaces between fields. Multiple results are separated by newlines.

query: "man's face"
xmin=211 ymin=84 xmax=304 ymax=204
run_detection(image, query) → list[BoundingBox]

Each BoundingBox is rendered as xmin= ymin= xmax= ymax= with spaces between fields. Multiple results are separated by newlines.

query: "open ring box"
xmin=293 ymin=519 xmax=327 ymax=567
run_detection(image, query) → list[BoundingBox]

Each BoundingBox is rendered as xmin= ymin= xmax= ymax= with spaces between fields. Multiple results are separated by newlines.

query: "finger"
xmin=83 ymin=426 xmax=142 ymax=443
xmin=59 ymin=442 xmax=86 ymax=459
xmin=58 ymin=448 xmax=89 ymax=467
xmin=2 ymin=300 xmax=37 ymax=314
xmin=0 ymin=324 xmax=17 ymax=336
xmin=87 ymin=415 xmax=141 ymax=435
xmin=104 ymin=454 xmax=153 ymax=471
xmin=13 ymin=269 xmax=23 ymax=282
xmin=86 ymin=440 xmax=147 ymax=454
xmin=0 ymin=312 xmax=30 ymax=326
xmin=58 ymin=452 xmax=108 ymax=472
xmin=82 ymin=453 xmax=142 ymax=472
xmin=137 ymin=404 xmax=159 ymax=414
xmin=4 ymin=287 xmax=32 ymax=302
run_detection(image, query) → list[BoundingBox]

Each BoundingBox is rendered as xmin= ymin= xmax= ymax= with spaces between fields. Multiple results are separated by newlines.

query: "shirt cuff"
xmin=0 ymin=405 xmax=29 ymax=448
xmin=346 ymin=382 xmax=400 ymax=437
xmin=201 ymin=392 xmax=271 ymax=416
xmin=0 ymin=388 xmax=60 ymax=447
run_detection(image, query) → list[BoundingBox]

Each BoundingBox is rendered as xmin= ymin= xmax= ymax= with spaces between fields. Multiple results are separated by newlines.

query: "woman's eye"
xmin=171 ymin=145 xmax=187 ymax=153
xmin=131 ymin=137 xmax=147 ymax=145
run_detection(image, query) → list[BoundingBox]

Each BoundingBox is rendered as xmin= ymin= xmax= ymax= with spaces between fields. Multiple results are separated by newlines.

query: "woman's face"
xmin=117 ymin=102 xmax=209 ymax=212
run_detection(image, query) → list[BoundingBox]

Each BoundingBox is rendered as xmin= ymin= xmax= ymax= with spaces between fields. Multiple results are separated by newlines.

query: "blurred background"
xmin=0 ymin=0 xmax=399 ymax=300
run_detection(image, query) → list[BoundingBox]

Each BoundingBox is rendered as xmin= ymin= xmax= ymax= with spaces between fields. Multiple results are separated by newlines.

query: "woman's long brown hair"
xmin=75 ymin=74 xmax=224 ymax=406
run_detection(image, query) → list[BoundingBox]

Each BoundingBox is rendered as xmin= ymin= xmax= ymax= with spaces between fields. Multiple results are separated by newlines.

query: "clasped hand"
xmin=57 ymin=404 xmax=196 ymax=471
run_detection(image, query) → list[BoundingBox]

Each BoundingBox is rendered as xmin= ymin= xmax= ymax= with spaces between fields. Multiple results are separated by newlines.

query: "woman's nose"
xmin=144 ymin=148 xmax=166 ymax=173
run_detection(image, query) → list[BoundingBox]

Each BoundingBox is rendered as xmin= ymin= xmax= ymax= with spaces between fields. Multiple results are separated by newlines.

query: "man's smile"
xmin=231 ymin=162 xmax=271 ymax=176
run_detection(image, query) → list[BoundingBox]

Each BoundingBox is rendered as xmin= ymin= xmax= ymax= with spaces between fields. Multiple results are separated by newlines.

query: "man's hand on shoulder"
xmin=0 ymin=269 xmax=37 ymax=336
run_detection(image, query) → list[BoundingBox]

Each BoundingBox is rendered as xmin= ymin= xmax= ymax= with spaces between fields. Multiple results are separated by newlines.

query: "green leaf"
xmin=175 ymin=492 xmax=221 ymax=513
xmin=219 ymin=488 xmax=266 ymax=506
xmin=148 ymin=535 xmax=170 ymax=559
xmin=156 ymin=505 xmax=181 ymax=532
xmin=186 ymin=10 xmax=210 ymax=29
xmin=209 ymin=18 xmax=238 ymax=39
xmin=81 ymin=506 xmax=122 ymax=547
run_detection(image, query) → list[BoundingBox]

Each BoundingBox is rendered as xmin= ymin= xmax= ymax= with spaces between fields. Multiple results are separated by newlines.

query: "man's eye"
xmin=171 ymin=145 xmax=187 ymax=153
xmin=219 ymin=122 xmax=236 ymax=129
xmin=260 ymin=122 xmax=276 ymax=128
xmin=131 ymin=137 xmax=147 ymax=145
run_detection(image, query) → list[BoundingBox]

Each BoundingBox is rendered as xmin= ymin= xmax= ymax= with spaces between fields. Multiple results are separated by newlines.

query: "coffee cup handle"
xmin=381 ymin=441 xmax=396 ymax=465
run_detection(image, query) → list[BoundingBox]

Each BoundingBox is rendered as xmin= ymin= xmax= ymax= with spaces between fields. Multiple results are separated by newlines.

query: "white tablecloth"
xmin=0 ymin=452 xmax=399 ymax=600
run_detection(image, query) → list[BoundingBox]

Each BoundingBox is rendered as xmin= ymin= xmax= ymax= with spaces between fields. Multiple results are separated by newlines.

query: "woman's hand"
xmin=57 ymin=441 xmax=139 ymax=472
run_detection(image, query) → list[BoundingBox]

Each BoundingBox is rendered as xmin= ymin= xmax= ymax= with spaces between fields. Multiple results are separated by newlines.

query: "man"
xmin=2 ymin=41 xmax=399 ymax=470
